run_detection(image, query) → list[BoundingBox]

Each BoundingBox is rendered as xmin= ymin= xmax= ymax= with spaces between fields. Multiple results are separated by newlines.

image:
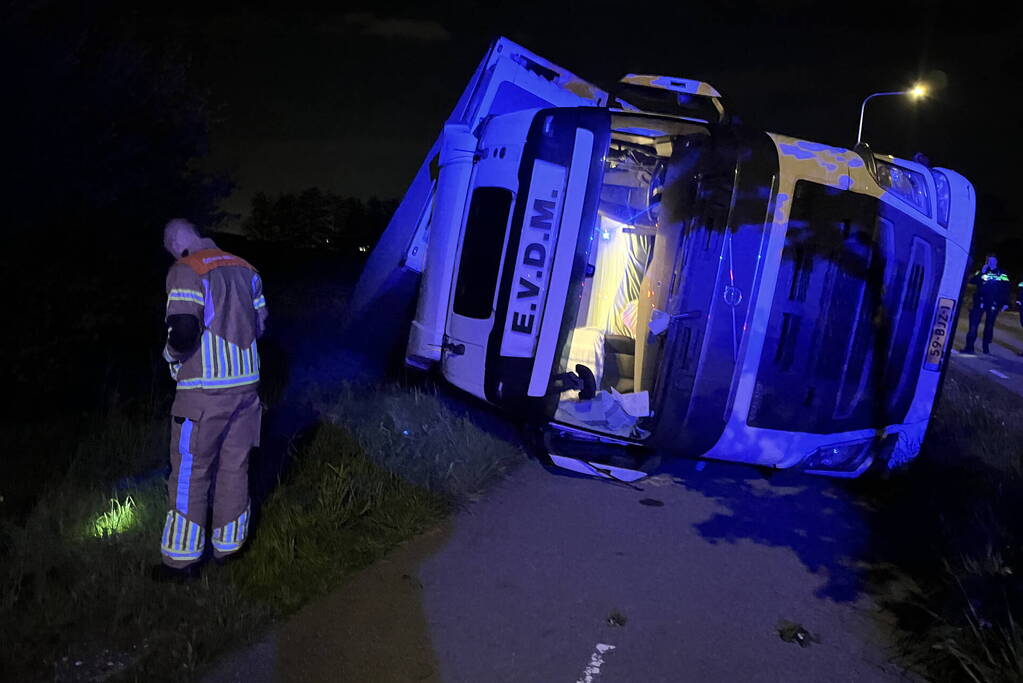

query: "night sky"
xmin=164 ymin=2 xmax=1020 ymax=249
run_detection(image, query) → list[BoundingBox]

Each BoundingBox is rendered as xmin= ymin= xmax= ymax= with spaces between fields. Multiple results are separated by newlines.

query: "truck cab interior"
xmin=552 ymin=114 xmax=707 ymax=438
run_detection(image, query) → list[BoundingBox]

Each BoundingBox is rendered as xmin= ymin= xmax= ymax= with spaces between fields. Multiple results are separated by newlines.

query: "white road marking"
xmin=576 ymin=643 xmax=616 ymax=683
xmin=989 ymin=369 xmax=1010 ymax=379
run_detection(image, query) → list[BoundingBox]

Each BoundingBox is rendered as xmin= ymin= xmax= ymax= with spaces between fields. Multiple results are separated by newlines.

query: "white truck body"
xmin=351 ymin=37 xmax=975 ymax=481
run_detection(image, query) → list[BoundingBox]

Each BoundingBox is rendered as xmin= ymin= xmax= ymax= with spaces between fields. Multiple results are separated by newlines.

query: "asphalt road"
xmin=950 ymin=309 xmax=1023 ymax=398
xmin=201 ymin=267 xmax=1023 ymax=682
xmin=205 ymin=456 xmax=916 ymax=683
xmin=202 ymin=263 xmax=939 ymax=683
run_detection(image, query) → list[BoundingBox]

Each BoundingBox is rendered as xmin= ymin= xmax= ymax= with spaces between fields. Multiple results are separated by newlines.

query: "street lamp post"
xmin=856 ymin=84 xmax=927 ymax=145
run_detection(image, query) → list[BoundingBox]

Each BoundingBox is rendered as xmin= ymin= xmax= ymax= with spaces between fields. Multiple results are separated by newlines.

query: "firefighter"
xmin=961 ymin=253 xmax=1011 ymax=355
xmin=153 ymin=219 xmax=268 ymax=581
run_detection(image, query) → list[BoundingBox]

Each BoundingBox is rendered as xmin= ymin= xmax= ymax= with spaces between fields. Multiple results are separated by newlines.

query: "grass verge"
xmin=0 ymin=383 xmax=523 ymax=682
xmin=865 ymin=368 xmax=1023 ymax=682
xmin=323 ymin=383 xmax=526 ymax=502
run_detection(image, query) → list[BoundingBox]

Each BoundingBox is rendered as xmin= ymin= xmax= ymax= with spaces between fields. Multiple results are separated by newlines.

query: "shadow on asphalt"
xmin=666 ymin=462 xmax=870 ymax=602
xmin=537 ymin=456 xmax=874 ymax=603
xmin=627 ymin=444 xmax=1023 ymax=641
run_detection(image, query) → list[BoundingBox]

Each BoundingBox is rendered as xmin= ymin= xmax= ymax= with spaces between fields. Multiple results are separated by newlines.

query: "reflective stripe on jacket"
xmin=968 ymin=268 xmax=1011 ymax=309
xmin=164 ymin=239 xmax=268 ymax=391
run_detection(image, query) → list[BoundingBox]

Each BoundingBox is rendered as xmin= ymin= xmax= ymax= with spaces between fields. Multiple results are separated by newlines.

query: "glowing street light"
xmin=856 ymin=83 xmax=928 ymax=145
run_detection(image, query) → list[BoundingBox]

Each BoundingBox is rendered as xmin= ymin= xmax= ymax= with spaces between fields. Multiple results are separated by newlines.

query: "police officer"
xmin=961 ymin=253 xmax=1011 ymax=355
xmin=154 ymin=219 xmax=268 ymax=581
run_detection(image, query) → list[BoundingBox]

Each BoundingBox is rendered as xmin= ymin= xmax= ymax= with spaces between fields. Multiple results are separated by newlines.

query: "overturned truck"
xmin=350 ymin=37 xmax=975 ymax=481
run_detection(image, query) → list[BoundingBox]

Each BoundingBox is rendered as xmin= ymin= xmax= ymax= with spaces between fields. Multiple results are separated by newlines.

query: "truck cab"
xmin=351 ymin=37 xmax=975 ymax=482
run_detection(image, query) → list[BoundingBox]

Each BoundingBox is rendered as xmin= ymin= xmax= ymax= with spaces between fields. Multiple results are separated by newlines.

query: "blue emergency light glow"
xmin=931 ymin=170 xmax=951 ymax=228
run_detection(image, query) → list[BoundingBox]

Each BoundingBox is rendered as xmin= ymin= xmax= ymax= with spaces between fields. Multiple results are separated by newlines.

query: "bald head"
xmin=164 ymin=219 xmax=202 ymax=258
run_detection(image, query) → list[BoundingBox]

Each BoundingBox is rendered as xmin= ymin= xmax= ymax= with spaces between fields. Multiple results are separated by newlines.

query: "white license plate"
xmin=924 ymin=297 xmax=956 ymax=371
xmin=500 ymin=160 xmax=567 ymax=357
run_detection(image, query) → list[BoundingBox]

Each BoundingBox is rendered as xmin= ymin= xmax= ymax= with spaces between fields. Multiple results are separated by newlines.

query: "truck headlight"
xmin=800 ymin=434 xmax=900 ymax=477
xmin=801 ymin=439 xmax=874 ymax=475
xmin=931 ymin=169 xmax=950 ymax=228
xmin=875 ymin=160 xmax=931 ymax=216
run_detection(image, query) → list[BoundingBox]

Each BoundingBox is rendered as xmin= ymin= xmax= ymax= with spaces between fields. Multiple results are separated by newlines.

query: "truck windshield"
xmin=550 ymin=114 xmax=706 ymax=439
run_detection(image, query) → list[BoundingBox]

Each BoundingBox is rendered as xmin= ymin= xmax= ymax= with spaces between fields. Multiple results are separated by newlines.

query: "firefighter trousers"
xmin=162 ymin=390 xmax=261 ymax=568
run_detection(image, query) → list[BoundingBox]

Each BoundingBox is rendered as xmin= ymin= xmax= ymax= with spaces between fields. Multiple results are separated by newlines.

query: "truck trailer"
xmin=350 ymin=37 xmax=975 ymax=482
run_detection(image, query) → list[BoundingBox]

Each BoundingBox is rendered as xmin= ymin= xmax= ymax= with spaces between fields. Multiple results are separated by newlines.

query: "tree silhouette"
xmin=0 ymin=2 xmax=230 ymax=414
xmin=243 ymin=189 xmax=396 ymax=251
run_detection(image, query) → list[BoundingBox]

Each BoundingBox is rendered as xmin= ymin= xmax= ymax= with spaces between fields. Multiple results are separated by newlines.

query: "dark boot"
xmin=213 ymin=552 xmax=243 ymax=568
xmin=150 ymin=563 xmax=202 ymax=583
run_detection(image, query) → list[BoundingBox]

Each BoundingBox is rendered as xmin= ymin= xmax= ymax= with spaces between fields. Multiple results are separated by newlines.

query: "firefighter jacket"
xmin=968 ymin=267 xmax=1011 ymax=309
xmin=163 ymin=239 xmax=268 ymax=392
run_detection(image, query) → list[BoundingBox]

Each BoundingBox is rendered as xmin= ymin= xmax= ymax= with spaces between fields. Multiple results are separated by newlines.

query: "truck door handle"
xmin=442 ymin=341 xmax=466 ymax=356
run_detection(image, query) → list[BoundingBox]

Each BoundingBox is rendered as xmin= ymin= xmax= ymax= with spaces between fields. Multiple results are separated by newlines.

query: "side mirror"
xmin=853 ymin=142 xmax=878 ymax=180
